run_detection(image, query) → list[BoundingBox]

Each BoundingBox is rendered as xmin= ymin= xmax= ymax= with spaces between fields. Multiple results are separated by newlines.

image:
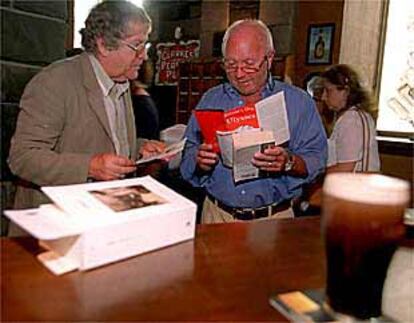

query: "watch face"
xmin=284 ymin=153 xmax=294 ymax=172
xmin=284 ymin=161 xmax=293 ymax=172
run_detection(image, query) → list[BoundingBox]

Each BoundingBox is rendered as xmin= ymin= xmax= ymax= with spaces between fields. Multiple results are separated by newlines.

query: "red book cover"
xmin=195 ymin=105 xmax=259 ymax=153
xmin=194 ymin=110 xmax=226 ymax=153
xmin=224 ymin=104 xmax=259 ymax=131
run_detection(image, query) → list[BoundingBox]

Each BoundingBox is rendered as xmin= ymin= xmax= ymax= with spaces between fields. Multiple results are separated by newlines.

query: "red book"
xmin=194 ymin=110 xmax=226 ymax=153
xmin=224 ymin=104 xmax=259 ymax=131
xmin=194 ymin=105 xmax=259 ymax=153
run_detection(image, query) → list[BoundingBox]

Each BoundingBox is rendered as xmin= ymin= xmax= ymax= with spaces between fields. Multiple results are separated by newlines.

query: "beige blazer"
xmin=8 ymin=53 xmax=137 ymax=209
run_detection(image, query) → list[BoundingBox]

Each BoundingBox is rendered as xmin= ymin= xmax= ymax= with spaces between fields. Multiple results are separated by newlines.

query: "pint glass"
xmin=322 ymin=173 xmax=410 ymax=319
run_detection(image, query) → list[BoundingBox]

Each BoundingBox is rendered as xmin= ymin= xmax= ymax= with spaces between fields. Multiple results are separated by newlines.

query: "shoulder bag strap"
xmin=356 ymin=110 xmax=370 ymax=172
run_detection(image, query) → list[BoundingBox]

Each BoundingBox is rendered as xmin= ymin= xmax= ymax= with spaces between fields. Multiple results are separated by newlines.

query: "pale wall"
xmin=339 ymin=0 xmax=385 ymax=90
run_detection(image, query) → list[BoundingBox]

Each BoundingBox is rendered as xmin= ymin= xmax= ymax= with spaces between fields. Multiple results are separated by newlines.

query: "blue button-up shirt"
xmin=180 ymin=77 xmax=327 ymax=208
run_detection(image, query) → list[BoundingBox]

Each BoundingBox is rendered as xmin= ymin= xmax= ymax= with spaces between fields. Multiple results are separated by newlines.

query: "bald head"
xmin=220 ymin=19 xmax=275 ymax=102
xmin=221 ymin=19 xmax=274 ymax=56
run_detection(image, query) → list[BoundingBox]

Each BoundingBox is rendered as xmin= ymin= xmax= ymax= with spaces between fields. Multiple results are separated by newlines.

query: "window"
xmin=73 ymin=0 xmax=144 ymax=48
xmin=73 ymin=0 xmax=100 ymax=48
xmin=377 ymin=0 xmax=414 ymax=136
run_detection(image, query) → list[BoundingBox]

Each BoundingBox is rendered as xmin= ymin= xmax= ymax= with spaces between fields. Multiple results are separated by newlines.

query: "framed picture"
xmin=306 ymin=23 xmax=335 ymax=65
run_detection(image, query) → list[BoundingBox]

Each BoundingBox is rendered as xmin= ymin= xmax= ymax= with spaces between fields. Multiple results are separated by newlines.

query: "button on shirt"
xmin=89 ymin=55 xmax=130 ymax=157
xmin=180 ymin=76 xmax=327 ymax=209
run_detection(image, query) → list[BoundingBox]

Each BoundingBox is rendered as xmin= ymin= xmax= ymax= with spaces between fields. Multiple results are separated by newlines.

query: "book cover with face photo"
xmin=41 ymin=176 xmax=193 ymax=223
xmin=90 ymin=185 xmax=167 ymax=212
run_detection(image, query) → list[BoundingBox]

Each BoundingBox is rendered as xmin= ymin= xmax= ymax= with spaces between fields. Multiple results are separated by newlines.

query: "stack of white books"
xmin=4 ymin=176 xmax=197 ymax=275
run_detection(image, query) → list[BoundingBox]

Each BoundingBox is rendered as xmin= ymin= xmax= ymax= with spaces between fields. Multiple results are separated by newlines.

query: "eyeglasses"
xmin=222 ymin=56 xmax=268 ymax=74
xmin=120 ymin=39 xmax=151 ymax=55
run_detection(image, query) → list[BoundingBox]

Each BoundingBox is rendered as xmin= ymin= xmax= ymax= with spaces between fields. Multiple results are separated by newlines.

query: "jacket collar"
xmin=78 ymin=52 xmax=136 ymax=158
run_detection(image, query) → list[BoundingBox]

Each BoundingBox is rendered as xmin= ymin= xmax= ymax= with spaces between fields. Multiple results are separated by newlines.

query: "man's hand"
xmin=139 ymin=140 xmax=166 ymax=159
xmin=196 ymin=143 xmax=219 ymax=172
xmin=88 ymin=153 xmax=137 ymax=181
xmin=252 ymin=146 xmax=308 ymax=177
xmin=252 ymin=145 xmax=288 ymax=172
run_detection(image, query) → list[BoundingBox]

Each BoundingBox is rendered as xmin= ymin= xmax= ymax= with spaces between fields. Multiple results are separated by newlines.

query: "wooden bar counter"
xmin=1 ymin=217 xmax=325 ymax=321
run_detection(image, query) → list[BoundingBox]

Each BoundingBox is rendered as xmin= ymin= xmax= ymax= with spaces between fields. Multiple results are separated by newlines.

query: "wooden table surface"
xmin=1 ymin=216 xmax=325 ymax=321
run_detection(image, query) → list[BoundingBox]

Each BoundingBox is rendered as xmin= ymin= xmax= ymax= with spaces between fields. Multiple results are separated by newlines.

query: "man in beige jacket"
xmin=8 ymin=1 xmax=164 ymax=213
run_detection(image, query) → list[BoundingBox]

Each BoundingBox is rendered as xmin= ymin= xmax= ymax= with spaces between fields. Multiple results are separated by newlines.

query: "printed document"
xmin=136 ymin=138 xmax=187 ymax=165
xmin=256 ymin=91 xmax=290 ymax=145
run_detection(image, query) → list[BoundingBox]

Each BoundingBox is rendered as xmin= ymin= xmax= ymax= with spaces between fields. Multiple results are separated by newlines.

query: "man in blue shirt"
xmin=180 ymin=19 xmax=327 ymax=223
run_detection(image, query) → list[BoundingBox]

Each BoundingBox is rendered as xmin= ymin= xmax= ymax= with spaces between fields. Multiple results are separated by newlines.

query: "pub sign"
xmin=155 ymin=40 xmax=200 ymax=86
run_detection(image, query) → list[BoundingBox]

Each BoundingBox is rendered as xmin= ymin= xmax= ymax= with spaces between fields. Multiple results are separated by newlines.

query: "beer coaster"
xmin=278 ymin=291 xmax=320 ymax=313
xmin=269 ymin=289 xmax=338 ymax=322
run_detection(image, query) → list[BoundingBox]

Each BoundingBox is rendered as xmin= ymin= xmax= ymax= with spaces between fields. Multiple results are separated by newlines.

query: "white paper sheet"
xmin=255 ymin=91 xmax=290 ymax=145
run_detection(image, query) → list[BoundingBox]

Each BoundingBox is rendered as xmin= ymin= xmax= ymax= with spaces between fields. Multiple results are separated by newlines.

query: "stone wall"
xmin=259 ymin=0 xmax=296 ymax=57
xmin=200 ymin=0 xmax=229 ymax=57
xmin=1 ymin=0 xmax=69 ymax=234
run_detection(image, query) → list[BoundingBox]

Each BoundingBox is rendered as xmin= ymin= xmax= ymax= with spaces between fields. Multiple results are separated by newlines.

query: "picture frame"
xmin=306 ymin=23 xmax=335 ymax=65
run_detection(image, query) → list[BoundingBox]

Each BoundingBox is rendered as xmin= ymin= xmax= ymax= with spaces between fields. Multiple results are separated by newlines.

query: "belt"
xmin=207 ymin=194 xmax=291 ymax=221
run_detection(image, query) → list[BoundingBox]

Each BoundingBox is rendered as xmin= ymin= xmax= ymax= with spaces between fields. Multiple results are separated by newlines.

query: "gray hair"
xmin=80 ymin=0 xmax=151 ymax=54
xmin=221 ymin=19 xmax=274 ymax=56
xmin=307 ymin=76 xmax=324 ymax=97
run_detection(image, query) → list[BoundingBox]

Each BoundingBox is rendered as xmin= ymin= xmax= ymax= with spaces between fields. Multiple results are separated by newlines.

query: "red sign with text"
xmin=155 ymin=40 xmax=200 ymax=85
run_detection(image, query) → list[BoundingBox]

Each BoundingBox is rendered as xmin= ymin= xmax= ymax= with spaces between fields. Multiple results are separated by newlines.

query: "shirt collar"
xmin=88 ymin=54 xmax=129 ymax=98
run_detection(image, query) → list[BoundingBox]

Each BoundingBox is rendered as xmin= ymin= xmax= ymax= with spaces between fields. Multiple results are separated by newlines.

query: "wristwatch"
xmin=284 ymin=151 xmax=295 ymax=172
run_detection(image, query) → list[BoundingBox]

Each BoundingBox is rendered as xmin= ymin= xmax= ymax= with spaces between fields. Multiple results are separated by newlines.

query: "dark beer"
xmin=322 ymin=174 xmax=409 ymax=319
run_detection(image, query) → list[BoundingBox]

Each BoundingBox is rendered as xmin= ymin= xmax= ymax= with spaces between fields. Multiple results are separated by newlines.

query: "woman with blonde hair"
xmin=321 ymin=64 xmax=380 ymax=173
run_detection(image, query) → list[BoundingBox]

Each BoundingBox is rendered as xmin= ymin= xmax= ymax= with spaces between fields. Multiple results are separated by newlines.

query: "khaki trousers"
xmin=201 ymin=196 xmax=294 ymax=224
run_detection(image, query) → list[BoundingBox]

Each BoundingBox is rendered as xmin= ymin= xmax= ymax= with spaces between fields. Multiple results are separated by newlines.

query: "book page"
xmin=232 ymin=130 xmax=274 ymax=183
xmin=217 ymin=127 xmax=262 ymax=168
xmin=233 ymin=145 xmax=260 ymax=182
xmin=160 ymin=124 xmax=187 ymax=145
xmin=255 ymin=92 xmax=290 ymax=145
xmin=216 ymin=129 xmax=235 ymax=167
xmin=136 ymin=138 xmax=186 ymax=165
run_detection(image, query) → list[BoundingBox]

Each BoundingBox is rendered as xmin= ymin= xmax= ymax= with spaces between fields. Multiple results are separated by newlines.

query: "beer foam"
xmin=323 ymin=173 xmax=410 ymax=205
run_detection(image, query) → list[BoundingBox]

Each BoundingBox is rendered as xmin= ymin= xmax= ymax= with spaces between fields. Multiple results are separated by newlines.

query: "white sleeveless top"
xmin=327 ymin=107 xmax=380 ymax=172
